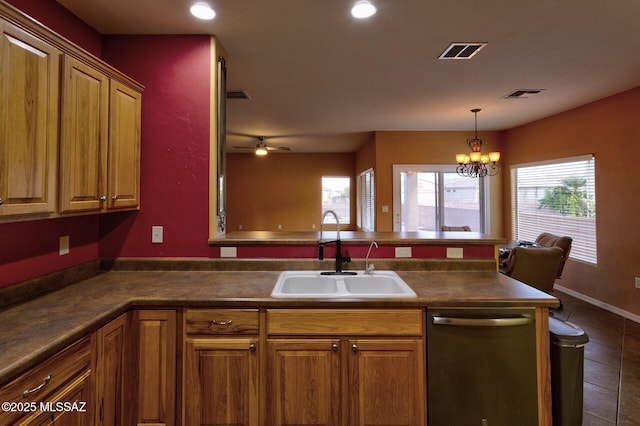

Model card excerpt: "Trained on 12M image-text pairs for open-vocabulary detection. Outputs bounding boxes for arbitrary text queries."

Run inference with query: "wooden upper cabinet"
[0,19,60,217]
[59,57,142,213]
[59,55,109,213]
[108,80,141,210]
[1,5,143,221]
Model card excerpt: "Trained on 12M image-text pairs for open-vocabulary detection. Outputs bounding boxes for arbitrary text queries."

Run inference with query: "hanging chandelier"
[455,108,500,178]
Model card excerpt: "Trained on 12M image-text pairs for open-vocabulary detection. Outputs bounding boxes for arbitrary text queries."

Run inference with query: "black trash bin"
[549,317,589,426]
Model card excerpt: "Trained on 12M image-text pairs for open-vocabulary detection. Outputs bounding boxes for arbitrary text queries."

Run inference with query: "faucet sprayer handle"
[318,243,324,260]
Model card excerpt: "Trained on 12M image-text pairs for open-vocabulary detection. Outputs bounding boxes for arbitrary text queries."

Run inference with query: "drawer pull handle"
[249,343,256,352]
[22,375,52,398]
[332,344,339,351]
[352,344,358,352]
[209,320,233,327]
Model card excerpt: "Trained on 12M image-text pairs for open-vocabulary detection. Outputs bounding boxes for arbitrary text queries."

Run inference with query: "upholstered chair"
[502,246,564,294]
[535,233,573,278]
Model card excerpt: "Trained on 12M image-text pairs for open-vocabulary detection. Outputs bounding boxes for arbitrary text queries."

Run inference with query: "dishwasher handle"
[432,316,534,327]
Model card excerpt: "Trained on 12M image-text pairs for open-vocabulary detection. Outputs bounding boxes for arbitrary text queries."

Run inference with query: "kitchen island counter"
[0,268,556,386]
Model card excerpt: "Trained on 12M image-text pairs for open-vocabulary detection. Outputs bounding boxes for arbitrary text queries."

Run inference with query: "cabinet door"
[59,55,109,213]
[108,81,141,210]
[95,313,128,426]
[128,310,177,426]
[348,339,426,426]
[183,338,259,426]
[0,20,59,216]
[266,339,341,426]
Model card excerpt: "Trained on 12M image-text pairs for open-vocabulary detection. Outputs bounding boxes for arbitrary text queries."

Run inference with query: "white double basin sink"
[271,270,417,298]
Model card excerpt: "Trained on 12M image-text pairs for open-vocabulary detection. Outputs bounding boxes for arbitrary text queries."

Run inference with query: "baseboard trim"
[555,284,640,324]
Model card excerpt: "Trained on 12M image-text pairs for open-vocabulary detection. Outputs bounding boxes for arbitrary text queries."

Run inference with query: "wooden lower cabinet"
[0,335,94,426]
[181,308,260,426]
[265,309,426,426]
[266,339,342,425]
[95,312,128,426]
[128,309,177,426]
[348,339,425,426]
[183,337,259,425]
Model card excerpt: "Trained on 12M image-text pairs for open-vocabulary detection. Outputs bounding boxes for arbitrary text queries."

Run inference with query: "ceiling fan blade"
[266,146,292,151]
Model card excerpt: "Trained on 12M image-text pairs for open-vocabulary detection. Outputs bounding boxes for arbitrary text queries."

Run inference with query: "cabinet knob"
[112,195,119,201]
[249,343,256,352]
[351,344,358,352]
[0,198,3,205]
[99,196,107,202]
[332,344,339,351]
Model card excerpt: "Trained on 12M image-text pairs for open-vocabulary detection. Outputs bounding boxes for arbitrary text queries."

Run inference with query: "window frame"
[392,164,489,232]
[321,176,351,225]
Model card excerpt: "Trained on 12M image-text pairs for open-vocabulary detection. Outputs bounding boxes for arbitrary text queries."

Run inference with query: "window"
[357,168,375,231]
[511,155,596,264]
[392,165,487,232]
[322,176,350,224]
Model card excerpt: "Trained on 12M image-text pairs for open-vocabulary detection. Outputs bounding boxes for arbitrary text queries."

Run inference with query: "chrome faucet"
[365,241,378,274]
[318,210,354,275]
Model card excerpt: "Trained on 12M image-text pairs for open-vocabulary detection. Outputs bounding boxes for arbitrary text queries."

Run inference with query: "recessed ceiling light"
[351,0,377,19]
[190,2,216,20]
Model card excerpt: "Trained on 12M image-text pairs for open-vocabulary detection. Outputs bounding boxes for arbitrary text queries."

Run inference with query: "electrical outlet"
[395,247,412,258]
[635,277,640,289]
[220,247,237,258]
[59,235,70,256]
[152,226,163,243]
[446,247,464,259]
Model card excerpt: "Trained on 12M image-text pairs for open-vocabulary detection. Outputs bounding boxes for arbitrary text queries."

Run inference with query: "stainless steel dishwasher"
[427,307,538,426]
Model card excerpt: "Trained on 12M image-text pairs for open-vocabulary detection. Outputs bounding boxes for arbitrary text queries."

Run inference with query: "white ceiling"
[57,0,640,153]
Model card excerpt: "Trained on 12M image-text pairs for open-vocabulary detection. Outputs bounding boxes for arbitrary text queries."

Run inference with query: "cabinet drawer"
[267,309,424,336]
[185,309,260,335]
[0,335,91,425]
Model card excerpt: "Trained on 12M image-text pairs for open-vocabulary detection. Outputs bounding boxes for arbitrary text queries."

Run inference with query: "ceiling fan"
[232,136,291,156]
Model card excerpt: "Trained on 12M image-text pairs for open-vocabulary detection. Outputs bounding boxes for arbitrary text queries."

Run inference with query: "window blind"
[511,155,597,264]
[358,169,375,231]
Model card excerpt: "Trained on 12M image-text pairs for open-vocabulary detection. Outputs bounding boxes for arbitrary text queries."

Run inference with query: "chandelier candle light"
[455,108,500,178]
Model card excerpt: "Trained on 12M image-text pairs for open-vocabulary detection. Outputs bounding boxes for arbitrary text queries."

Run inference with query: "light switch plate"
[152,226,163,244]
[59,235,70,256]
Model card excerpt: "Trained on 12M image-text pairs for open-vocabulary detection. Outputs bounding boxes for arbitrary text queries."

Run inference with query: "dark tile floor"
[552,290,640,425]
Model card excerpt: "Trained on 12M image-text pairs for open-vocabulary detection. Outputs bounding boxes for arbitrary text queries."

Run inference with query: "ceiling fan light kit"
[232,136,292,156]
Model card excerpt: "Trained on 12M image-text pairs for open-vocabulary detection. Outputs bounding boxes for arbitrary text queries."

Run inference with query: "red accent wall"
[99,35,212,258]
[0,216,99,287]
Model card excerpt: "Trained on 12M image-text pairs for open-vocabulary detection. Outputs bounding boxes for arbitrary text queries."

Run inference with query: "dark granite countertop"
[0,269,556,386]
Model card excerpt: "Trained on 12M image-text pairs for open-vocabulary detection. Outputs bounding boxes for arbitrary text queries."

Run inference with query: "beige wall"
[357,131,505,236]
[227,152,356,231]
[501,87,640,316]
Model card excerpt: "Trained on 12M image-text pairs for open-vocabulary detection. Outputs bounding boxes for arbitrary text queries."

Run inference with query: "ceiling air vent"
[438,42,487,59]
[503,89,545,99]
[227,90,251,100]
